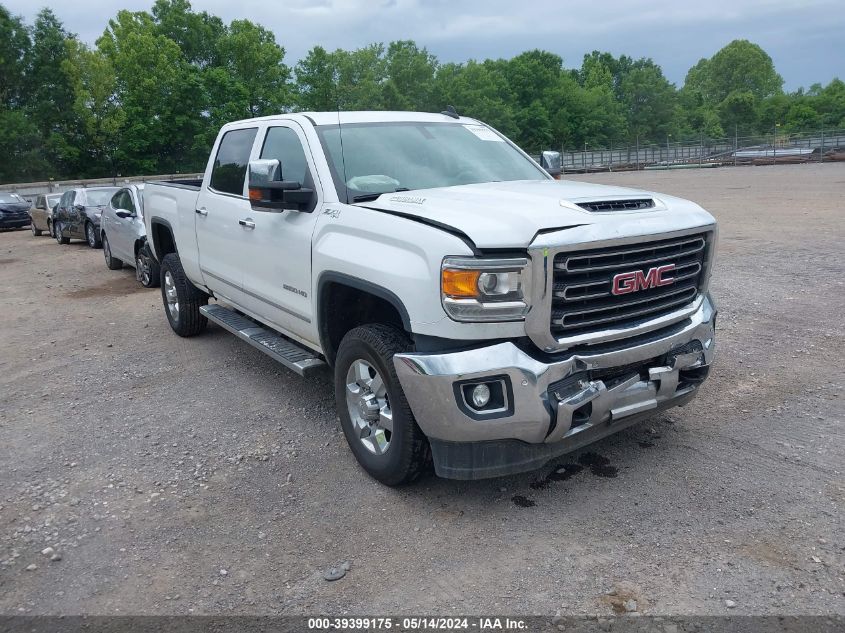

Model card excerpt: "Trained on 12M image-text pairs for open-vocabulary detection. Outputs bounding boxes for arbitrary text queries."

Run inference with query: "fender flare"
[316,272,413,359]
[148,218,176,262]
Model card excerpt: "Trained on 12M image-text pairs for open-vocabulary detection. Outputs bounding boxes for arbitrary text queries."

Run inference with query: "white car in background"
[100,184,160,288]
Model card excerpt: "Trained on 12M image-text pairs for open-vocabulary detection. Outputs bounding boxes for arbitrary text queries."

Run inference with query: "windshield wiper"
[351,188,410,203]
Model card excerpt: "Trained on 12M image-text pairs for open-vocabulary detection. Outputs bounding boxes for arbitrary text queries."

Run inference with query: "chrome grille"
[551,234,709,337]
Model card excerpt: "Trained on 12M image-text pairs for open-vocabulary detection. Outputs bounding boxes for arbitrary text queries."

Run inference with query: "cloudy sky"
[5,0,843,89]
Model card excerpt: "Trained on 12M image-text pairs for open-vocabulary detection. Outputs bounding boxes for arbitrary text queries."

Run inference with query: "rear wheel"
[55,222,70,245]
[160,253,208,337]
[102,234,123,270]
[334,324,429,486]
[86,222,101,248]
[136,243,160,288]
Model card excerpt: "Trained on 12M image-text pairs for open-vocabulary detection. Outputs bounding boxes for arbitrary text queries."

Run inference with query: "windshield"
[85,188,119,206]
[0,193,25,204]
[47,194,61,206]
[316,122,548,203]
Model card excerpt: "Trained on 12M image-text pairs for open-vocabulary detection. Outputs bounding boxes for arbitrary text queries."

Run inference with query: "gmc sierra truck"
[143,111,717,485]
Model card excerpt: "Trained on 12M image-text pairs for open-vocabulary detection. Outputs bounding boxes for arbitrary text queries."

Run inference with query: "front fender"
[311,206,470,331]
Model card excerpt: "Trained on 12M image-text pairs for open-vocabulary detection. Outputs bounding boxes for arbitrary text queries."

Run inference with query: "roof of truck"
[225,111,479,128]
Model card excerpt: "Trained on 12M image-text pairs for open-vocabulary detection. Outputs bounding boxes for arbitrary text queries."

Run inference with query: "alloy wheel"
[136,251,151,286]
[163,270,179,321]
[345,359,393,455]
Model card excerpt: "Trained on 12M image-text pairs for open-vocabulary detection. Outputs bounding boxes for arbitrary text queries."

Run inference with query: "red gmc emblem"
[612,264,676,295]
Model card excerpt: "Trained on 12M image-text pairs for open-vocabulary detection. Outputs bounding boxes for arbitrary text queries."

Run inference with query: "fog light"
[471,383,491,408]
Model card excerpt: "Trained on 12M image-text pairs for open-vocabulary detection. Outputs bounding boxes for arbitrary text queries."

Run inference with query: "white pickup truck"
[144,111,717,485]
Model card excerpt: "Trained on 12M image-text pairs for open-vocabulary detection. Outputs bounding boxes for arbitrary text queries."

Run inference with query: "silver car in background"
[100,184,160,288]
[29,192,62,237]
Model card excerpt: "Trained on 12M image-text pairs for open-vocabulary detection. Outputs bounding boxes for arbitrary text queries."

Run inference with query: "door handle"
[239,219,255,229]
[195,208,208,216]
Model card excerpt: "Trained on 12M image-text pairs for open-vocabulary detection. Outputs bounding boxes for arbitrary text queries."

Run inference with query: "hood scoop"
[576,198,655,212]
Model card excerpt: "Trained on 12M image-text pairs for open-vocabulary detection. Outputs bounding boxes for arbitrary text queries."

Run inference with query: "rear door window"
[210,128,258,196]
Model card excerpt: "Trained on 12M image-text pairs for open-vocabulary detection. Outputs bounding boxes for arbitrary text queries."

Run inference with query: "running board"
[200,304,326,377]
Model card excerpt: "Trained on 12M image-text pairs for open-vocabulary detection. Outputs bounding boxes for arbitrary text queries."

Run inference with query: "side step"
[200,304,326,377]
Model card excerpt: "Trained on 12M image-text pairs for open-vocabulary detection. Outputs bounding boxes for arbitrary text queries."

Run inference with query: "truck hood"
[356,179,715,249]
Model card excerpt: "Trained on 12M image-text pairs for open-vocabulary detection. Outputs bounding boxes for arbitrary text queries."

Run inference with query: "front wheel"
[55,222,69,245]
[159,253,208,337]
[136,243,160,288]
[334,324,430,486]
[86,222,102,248]
[31,221,42,237]
[102,234,123,270]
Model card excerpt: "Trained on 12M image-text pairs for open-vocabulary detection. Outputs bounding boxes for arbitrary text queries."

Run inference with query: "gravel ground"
[0,163,843,616]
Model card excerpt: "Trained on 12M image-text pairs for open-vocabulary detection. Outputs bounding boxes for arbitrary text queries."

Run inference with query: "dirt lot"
[0,164,843,616]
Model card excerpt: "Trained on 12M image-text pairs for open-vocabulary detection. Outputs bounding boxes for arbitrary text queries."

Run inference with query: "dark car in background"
[0,192,32,230]
[53,187,119,248]
[29,192,62,237]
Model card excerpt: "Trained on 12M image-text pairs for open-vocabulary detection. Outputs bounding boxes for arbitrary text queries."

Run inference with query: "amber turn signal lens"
[442,269,481,298]
[248,188,262,201]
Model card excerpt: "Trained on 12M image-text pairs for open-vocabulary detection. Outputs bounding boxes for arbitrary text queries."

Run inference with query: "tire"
[31,221,42,237]
[102,234,123,270]
[48,220,55,239]
[86,222,102,248]
[159,253,208,337]
[334,324,430,486]
[136,243,160,288]
[55,222,70,245]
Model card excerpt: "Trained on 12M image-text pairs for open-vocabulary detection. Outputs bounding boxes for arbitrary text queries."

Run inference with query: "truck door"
[237,122,321,343]
[194,126,259,307]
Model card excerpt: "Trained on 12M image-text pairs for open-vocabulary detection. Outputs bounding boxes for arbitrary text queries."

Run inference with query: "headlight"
[441,257,529,322]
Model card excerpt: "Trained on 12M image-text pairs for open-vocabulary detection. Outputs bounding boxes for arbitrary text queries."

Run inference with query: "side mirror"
[248,159,315,212]
[541,150,562,179]
[115,210,134,219]
[74,204,85,211]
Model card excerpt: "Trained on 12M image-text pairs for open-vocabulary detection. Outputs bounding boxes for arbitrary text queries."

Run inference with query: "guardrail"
[0,173,205,199]
[557,129,845,173]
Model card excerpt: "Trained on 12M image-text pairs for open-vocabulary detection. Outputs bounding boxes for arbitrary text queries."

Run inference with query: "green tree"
[618,60,679,140]
[335,44,386,110]
[294,45,340,111]
[0,5,30,106]
[0,107,49,180]
[98,9,206,173]
[434,60,518,139]
[717,90,759,134]
[62,40,125,176]
[151,0,225,67]
[219,19,290,116]
[25,8,78,173]
[382,40,438,111]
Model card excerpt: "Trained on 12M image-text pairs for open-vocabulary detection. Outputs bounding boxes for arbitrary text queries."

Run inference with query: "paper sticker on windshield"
[463,124,504,142]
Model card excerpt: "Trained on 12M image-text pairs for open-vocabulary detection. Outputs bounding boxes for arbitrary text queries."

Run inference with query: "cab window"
[210,128,258,196]
[260,126,311,186]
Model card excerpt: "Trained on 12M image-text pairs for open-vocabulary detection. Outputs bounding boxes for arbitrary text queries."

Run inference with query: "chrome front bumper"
[394,294,716,478]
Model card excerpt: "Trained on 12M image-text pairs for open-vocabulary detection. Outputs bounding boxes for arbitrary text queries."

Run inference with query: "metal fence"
[559,129,845,173]
[0,173,204,199]
[3,128,845,197]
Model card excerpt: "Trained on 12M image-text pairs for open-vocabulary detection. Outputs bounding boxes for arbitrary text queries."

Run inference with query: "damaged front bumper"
[394,294,716,479]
